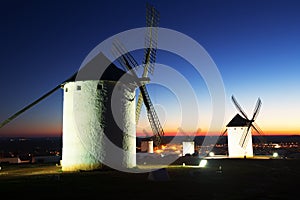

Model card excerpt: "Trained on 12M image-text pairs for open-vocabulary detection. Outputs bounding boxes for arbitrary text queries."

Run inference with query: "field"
[0,158,299,199]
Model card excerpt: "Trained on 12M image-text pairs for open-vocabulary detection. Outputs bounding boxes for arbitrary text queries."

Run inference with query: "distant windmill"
[111,2,165,148]
[0,3,163,171]
[222,95,263,158]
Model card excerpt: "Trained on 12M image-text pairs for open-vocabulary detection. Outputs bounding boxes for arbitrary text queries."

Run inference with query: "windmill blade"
[134,3,160,123]
[252,121,265,144]
[112,39,148,123]
[112,4,160,124]
[239,122,252,148]
[252,122,263,135]
[239,97,262,148]
[252,122,267,146]
[231,95,249,120]
[215,128,228,145]
[143,3,159,76]
[135,92,144,124]
[0,84,61,129]
[251,97,262,122]
[140,84,164,146]
[0,73,76,129]
[251,123,262,135]
[111,43,128,72]
[111,39,165,147]
[252,122,271,155]
[221,128,227,136]
[111,38,140,74]
[146,2,160,29]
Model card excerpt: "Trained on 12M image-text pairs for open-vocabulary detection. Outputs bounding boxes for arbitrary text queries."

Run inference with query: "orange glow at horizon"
[0,122,62,137]
[1,121,299,138]
[137,129,300,137]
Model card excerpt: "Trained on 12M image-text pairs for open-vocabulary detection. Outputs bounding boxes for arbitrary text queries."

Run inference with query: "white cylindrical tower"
[141,140,154,153]
[61,80,136,171]
[61,53,136,171]
[147,140,154,153]
[182,141,195,156]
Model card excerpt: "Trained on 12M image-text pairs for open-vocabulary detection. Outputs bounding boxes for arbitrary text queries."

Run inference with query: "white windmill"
[222,95,262,158]
[0,3,164,171]
[61,53,138,171]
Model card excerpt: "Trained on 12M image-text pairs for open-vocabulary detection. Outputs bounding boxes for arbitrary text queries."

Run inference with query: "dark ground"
[0,158,299,199]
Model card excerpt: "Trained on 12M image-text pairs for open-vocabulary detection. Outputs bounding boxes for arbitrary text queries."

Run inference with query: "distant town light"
[199,159,207,167]
[273,152,279,158]
[274,144,281,148]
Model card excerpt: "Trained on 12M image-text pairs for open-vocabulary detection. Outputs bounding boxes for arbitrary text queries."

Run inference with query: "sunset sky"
[0,0,299,137]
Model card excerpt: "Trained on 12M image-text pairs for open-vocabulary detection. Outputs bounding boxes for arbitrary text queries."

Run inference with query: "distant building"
[141,140,154,153]
[182,141,195,156]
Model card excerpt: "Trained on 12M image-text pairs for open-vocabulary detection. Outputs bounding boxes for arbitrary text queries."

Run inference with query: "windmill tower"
[60,52,138,171]
[0,3,163,171]
[223,95,262,158]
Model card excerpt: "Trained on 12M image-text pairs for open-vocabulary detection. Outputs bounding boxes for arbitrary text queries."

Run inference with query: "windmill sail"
[231,95,262,149]
[231,95,249,120]
[240,123,252,148]
[111,38,164,147]
[0,73,76,129]
[239,97,262,148]
[111,3,163,147]
[136,3,160,124]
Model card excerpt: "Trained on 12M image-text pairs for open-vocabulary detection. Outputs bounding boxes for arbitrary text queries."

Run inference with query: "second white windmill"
[223,95,262,158]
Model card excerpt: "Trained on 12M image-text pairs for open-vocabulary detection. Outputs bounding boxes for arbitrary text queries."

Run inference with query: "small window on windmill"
[97,84,103,90]
[234,128,236,130]
[65,88,68,92]
[77,85,81,91]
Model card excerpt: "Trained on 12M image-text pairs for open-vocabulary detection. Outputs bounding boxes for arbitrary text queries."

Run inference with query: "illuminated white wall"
[227,126,253,158]
[61,80,136,171]
[141,140,153,153]
[182,141,195,156]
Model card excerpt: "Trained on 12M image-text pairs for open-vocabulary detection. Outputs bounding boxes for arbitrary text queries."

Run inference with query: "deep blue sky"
[0,0,300,137]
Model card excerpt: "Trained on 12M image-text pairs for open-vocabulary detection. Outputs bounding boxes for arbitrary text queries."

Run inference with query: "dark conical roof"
[64,52,136,83]
[226,114,250,127]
